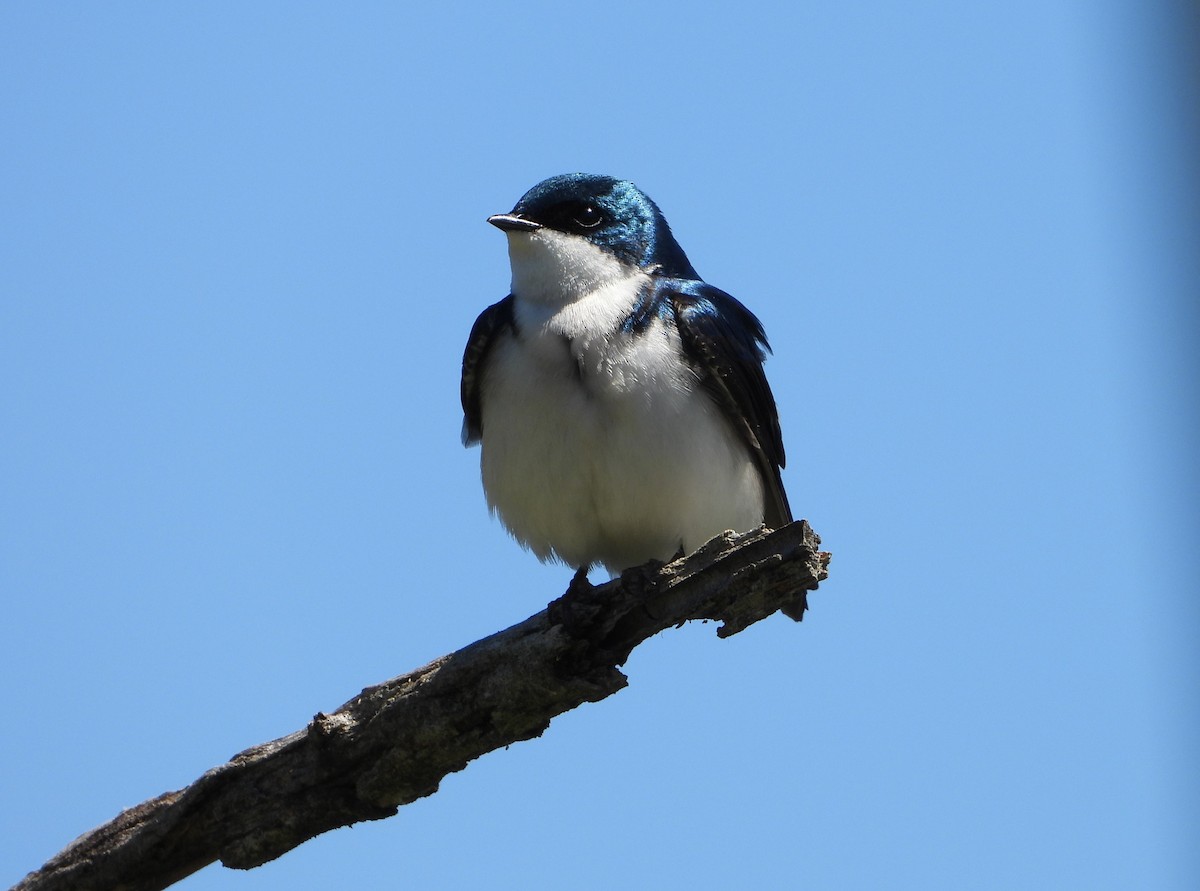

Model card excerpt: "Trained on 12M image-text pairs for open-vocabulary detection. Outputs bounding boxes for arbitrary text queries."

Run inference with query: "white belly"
[478,313,765,573]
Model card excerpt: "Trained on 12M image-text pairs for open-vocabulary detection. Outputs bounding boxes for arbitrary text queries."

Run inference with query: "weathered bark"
[14,521,829,891]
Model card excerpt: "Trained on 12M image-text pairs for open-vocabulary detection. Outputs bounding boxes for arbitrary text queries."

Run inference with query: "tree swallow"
[461,173,792,585]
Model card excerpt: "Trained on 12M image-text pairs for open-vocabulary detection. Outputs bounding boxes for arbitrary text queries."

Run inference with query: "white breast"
[478,229,765,573]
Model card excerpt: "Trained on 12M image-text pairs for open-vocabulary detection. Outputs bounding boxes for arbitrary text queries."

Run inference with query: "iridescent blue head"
[488,173,699,280]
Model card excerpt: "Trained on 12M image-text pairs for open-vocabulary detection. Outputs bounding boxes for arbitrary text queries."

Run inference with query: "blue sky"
[2,3,1196,889]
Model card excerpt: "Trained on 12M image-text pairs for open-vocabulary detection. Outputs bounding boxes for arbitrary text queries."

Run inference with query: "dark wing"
[665,279,792,529]
[460,295,515,446]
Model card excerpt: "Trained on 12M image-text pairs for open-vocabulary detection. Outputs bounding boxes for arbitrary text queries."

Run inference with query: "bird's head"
[489,173,698,304]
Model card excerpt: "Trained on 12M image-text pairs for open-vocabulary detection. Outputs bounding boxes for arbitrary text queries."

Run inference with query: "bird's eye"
[573,205,603,229]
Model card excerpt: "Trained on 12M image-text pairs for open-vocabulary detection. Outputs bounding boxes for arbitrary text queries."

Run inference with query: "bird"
[461,173,793,596]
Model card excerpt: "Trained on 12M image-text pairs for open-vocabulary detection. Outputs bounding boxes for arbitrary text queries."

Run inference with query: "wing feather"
[665,280,792,529]
[460,296,515,446]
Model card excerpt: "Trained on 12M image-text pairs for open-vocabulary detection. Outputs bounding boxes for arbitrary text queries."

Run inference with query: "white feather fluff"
[479,228,764,573]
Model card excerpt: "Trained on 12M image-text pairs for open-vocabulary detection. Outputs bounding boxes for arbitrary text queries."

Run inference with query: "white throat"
[506,229,635,306]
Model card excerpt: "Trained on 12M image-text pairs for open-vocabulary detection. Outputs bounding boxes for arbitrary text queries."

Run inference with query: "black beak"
[488,213,541,233]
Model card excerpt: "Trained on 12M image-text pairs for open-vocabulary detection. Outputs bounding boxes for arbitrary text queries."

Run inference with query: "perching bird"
[461,173,792,584]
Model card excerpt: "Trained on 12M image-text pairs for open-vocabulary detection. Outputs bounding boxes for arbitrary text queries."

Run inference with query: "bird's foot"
[547,565,601,635]
[568,564,593,595]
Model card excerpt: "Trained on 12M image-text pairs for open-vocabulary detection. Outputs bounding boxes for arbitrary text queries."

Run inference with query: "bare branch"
[14,521,830,891]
